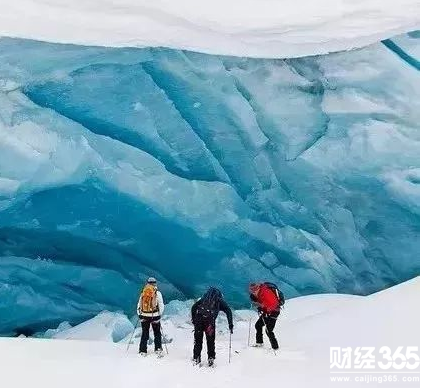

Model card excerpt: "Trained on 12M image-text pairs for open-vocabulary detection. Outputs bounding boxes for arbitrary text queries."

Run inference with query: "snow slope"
[0,278,419,388]
[0,0,419,58]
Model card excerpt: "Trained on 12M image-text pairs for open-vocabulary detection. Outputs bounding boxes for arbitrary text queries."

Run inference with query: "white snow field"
[1,278,419,388]
[0,0,419,58]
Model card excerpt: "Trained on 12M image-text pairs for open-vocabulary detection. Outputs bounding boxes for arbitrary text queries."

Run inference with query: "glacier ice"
[386,30,420,66]
[44,311,134,343]
[0,33,419,334]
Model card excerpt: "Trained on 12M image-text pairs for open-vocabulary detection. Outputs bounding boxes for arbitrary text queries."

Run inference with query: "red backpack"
[258,283,281,313]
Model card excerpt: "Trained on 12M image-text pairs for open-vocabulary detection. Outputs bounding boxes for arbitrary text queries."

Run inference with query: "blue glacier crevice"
[0,33,419,334]
[382,40,420,70]
[382,30,420,70]
[24,63,228,184]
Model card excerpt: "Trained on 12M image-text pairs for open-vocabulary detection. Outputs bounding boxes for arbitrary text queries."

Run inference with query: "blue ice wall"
[0,32,419,334]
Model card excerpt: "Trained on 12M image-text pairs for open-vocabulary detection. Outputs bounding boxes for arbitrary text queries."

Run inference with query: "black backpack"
[264,282,285,308]
[195,287,222,320]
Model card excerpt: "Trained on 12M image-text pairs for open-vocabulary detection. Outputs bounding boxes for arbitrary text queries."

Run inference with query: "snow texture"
[0,278,420,388]
[0,33,420,334]
[0,0,420,58]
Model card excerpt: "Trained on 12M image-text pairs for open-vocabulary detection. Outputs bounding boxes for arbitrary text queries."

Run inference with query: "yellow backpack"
[140,284,158,313]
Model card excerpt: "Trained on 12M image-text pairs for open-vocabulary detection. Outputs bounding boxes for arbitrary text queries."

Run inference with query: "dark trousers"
[193,319,216,360]
[139,316,162,353]
[255,311,280,350]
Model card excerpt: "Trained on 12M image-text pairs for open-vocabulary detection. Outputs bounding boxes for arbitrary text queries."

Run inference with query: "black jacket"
[191,298,233,327]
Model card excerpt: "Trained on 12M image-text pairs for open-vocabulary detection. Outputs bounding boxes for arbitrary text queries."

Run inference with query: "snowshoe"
[192,357,201,366]
[155,349,164,358]
[139,352,148,357]
[208,358,215,367]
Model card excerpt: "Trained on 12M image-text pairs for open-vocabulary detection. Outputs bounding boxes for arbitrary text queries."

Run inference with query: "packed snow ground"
[0,0,419,58]
[1,278,419,388]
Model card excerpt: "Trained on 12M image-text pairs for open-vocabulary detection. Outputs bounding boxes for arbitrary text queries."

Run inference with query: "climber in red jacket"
[249,282,284,350]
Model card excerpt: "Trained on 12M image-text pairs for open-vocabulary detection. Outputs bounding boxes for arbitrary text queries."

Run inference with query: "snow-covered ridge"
[0,0,419,58]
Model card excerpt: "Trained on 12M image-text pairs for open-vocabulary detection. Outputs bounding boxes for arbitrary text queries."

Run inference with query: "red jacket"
[252,284,280,313]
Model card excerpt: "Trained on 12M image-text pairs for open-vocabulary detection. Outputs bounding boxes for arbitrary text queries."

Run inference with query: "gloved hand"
[229,324,234,334]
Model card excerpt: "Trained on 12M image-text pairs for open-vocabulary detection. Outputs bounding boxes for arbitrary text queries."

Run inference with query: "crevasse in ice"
[0,32,419,334]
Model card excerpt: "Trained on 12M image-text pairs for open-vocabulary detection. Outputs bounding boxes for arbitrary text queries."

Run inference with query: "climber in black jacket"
[191,287,233,366]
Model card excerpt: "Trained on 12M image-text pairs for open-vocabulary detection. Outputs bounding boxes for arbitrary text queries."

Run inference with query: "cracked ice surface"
[390,30,420,61]
[0,36,419,334]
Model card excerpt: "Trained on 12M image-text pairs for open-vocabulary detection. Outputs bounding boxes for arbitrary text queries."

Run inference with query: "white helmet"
[147,277,157,284]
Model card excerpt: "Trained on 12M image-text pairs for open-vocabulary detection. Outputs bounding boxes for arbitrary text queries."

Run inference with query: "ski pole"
[126,319,140,353]
[160,324,169,355]
[228,332,232,364]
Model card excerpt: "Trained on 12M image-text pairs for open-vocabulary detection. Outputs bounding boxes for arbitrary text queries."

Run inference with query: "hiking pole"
[228,332,232,364]
[247,316,252,347]
[126,319,140,353]
[160,325,169,355]
[247,303,255,347]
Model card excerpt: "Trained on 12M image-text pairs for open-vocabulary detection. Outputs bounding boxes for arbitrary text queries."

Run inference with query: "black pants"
[255,311,280,350]
[193,318,216,360]
[139,316,162,353]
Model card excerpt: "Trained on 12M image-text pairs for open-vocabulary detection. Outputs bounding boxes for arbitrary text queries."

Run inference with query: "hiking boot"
[139,351,148,357]
[155,349,164,358]
[193,357,201,366]
[208,357,215,367]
